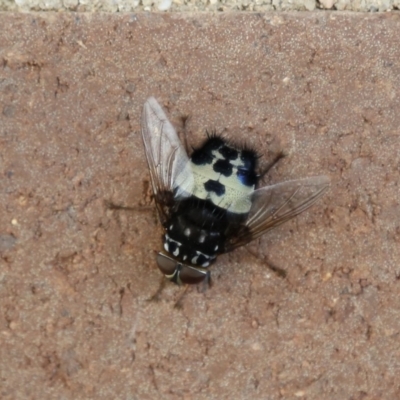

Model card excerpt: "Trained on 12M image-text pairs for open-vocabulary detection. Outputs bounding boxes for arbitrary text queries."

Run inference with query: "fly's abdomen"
[188,137,259,214]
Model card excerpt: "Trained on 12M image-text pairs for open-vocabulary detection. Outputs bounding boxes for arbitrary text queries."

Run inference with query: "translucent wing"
[141,97,194,224]
[225,176,330,252]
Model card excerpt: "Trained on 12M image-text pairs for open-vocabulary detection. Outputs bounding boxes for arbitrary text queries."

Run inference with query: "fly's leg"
[245,247,287,278]
[173,285,191,309]
[178,114,192,155]
[104,200,152,212]
[148,277,167,303]
[197,271,212,292]
[258,151,286,182]
[174,271,212,308]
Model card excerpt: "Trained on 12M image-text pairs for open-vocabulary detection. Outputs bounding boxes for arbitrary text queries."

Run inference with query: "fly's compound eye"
[179,265,209,285]
[156,253,178,277]
[156,253,209,285]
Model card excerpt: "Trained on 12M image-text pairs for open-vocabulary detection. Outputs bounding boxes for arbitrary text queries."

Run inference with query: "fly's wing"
[225,175,330,252]
[141,97,194,225]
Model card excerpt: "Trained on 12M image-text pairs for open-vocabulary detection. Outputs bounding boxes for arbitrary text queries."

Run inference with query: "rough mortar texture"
[1,12,400,399]
[1,0,400,11]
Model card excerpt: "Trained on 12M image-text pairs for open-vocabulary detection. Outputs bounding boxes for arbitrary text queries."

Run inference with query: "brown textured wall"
[1,12,400,399]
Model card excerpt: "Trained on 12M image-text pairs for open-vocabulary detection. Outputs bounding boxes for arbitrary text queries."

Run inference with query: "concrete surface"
[1,0,400,12]
[1,12,400,399]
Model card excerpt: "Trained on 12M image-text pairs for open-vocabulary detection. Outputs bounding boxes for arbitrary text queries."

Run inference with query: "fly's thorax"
[162,214,221,268]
